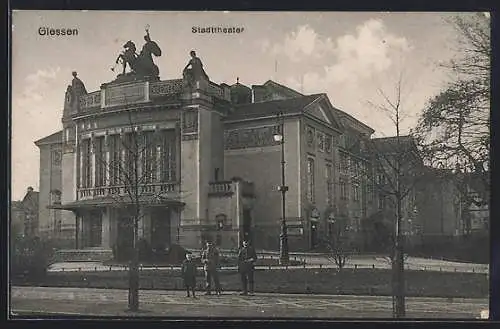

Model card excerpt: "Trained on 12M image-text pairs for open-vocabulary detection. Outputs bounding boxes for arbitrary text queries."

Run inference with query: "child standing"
[181,253,197,298]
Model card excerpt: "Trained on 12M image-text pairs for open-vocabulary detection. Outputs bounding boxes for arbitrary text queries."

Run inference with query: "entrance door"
[310,220,319,249]
[242,208,253,243]
[117,217,134,260]
[88,211,102,247]
[151,208,171,251]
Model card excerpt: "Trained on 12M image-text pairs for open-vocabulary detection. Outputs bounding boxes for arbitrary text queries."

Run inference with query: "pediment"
[303,95,343,131]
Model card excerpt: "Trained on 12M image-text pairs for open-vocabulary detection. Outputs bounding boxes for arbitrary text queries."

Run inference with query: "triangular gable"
[303,95,343,131]
[263,80,303,99]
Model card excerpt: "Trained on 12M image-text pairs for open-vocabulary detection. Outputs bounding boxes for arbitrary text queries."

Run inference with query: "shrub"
[11,236,55,282]
[166,244,188,264]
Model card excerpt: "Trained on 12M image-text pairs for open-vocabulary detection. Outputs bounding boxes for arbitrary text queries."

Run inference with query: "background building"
[10,187,39,237]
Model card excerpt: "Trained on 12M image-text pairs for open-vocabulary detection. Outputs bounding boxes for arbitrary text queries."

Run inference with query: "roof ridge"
[263,80,304,96]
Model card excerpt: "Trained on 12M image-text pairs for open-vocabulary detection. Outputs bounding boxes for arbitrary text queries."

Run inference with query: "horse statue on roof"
[112,26,162,79]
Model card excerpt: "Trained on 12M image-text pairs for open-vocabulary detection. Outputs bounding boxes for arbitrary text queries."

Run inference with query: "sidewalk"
[11,286,489,319]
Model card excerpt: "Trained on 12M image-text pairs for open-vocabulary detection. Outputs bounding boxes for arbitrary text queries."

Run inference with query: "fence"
[47,261,488,274]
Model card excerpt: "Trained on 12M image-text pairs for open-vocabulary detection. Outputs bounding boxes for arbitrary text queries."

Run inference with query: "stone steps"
[52,249,113,263]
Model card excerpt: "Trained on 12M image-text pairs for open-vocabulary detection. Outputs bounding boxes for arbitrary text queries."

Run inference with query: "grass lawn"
[23,267,488,299]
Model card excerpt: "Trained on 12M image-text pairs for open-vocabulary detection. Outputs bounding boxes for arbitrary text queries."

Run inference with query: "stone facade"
[37,69,464,254]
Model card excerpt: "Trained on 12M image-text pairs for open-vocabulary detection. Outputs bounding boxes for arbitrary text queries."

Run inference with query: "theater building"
[36,57,419,254]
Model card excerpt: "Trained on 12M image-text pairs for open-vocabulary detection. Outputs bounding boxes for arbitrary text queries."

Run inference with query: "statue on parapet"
[65,71,88,110]
[183,50,209,88]
[112,26,162,80]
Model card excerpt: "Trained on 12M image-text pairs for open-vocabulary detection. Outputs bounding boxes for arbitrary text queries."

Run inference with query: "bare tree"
[365,71,424,319]
[321,218,352,271]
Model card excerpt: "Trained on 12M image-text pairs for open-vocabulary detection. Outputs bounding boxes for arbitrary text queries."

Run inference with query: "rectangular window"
[94,136,105,187]
[317,132,325,152]
[353,183,360,202]
[307,157,315,203]
[340,153,349,175]
[367,182,374,203]
[340,178,347,200]
[325,134,333,153]
[378,194,385,210]
[160,130,177,182]
[377,170,386,185]
[108,134,122,186]
[81,139,92,188]
[326,163,333,206]
[142,131,157,184]
[124,132,139,183]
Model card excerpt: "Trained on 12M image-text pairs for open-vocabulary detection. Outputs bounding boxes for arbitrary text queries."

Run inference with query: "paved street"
[10,286,488,319]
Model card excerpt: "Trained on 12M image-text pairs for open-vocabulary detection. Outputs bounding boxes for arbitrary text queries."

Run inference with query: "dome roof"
[230,79,252,104]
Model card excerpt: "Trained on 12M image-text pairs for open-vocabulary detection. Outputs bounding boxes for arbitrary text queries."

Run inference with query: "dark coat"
[201,246,220,271]
[238,245,257,272]
[181,259,197,287]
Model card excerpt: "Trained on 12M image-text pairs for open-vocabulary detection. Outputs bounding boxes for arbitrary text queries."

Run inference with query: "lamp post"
[274,112,289,265]
[438,161,445,235]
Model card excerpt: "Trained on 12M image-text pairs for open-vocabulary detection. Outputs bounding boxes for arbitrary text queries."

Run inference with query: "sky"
[10,11,479,200]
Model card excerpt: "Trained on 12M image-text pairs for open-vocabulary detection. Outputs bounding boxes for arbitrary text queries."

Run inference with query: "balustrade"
[79,91,101,111]
[77,182,179,200]
[208,181,233,195]
[78,78,229,114]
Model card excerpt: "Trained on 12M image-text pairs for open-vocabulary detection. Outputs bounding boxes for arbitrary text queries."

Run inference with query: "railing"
[104,82,147,107]
[141,182,178,194]
[149,79,183,98]
[207,81,230,101]
[79,91,101,111]
[208,181,233,195]
[77,182,179,200]
[77,78,229,114]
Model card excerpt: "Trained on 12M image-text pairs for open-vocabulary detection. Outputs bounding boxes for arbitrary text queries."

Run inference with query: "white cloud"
[19,67,62,105]
[270,25,335,62]
[284,19,418,136]
[325,19,412,85]
[12,67,64,199]
[286,19,413,90]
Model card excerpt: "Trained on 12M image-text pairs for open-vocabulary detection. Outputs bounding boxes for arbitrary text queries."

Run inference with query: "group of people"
[181,240,257,298]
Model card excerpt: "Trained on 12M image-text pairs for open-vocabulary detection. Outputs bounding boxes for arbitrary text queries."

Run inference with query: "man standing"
[201,241,221,295]
[238,240,257,296]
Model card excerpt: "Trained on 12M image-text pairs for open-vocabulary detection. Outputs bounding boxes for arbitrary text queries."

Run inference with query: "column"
[75,213,80,249]
[79,212,87,248]
[120,131,126,193]
[137,129,143,181]
[79,142,84,191]
[104,133,110,188]
[101,207,111,248]
[156,128,162,183]
[90,135,96,190]
[143,208,152,243]
[170,208,181,245]
[144,81,150,102]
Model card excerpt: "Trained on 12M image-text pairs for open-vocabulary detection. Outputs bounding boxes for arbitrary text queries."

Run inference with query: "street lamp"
[274,112,289,265]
